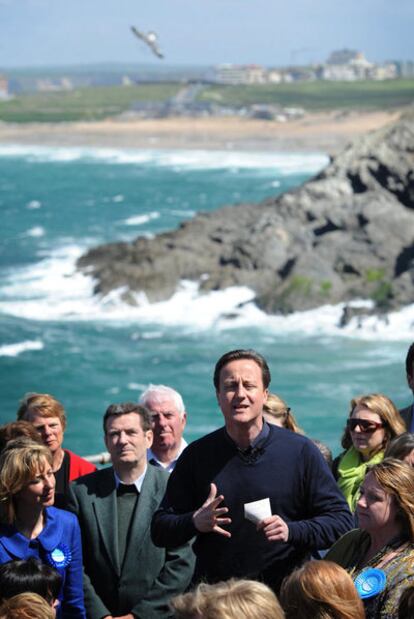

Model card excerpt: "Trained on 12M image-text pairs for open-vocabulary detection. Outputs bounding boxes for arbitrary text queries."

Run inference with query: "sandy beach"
[0,109,401,154]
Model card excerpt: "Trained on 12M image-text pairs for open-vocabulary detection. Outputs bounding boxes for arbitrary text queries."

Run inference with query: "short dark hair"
[0,558,61,604]
[406,342,414,377]
[103,402,152,433]
[213,349,271,390]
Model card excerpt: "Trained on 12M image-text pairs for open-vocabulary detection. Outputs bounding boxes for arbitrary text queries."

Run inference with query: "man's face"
[104,412,153,468]
[24,412,64,455]
[216,358,268,431]
[146,396,186,454]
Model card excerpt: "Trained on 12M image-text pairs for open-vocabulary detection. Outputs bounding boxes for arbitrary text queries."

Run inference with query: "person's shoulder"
[181,427,226,454]
[65,449,97,478]
[70,465,112,493]
[47,505,79,527]
[146,463,169,485]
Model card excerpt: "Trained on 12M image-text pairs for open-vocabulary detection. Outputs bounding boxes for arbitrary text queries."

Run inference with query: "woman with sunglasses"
[325,459,414,619]
[333,394,405,511]
[262,393,303,433]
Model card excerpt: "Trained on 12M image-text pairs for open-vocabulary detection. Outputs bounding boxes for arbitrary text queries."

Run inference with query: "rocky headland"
[77,110,414,324]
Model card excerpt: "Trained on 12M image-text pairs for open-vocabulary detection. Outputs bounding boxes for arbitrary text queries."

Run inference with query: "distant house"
[214,64,267,85]
[0,74,10,100]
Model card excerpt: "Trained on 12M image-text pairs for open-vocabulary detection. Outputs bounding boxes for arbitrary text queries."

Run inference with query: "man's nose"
[234,381,246,397]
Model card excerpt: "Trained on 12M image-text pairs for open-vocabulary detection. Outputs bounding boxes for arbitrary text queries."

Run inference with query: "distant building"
[326,49,361,65]
[215,64,267,85]
[0,74,10,99]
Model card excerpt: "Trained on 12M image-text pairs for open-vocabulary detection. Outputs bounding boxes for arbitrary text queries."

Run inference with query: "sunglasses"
[347,418,384,433]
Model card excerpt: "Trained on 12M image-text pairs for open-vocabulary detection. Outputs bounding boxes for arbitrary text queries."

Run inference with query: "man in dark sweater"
[151,349,353,592]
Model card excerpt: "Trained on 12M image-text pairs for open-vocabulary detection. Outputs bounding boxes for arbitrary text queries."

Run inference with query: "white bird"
[131,26,164,59]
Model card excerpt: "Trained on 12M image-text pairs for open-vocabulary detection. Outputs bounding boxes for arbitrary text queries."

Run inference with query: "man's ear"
[146,429,153,449]
[407,373,414,393]
[181,411,187,428]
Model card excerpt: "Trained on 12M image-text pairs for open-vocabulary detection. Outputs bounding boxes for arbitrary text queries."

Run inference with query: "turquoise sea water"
[0,144,412,457]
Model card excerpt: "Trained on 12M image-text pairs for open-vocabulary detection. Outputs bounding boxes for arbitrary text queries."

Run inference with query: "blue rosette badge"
[46,544,72,570]
[354,568,386,599]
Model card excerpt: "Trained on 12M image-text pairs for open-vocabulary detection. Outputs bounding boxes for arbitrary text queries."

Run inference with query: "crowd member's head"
[280,560,364,619]
[171,578,285,619]
[341,393,405,461]
[0,592,54,619]
[0,441,54,524]
[262,393,303,433]
[0,558,61,610]
[311,439,333,468]
[405,342,414,396]
[0,422,42,455]
[385,432,414,466]
[103,402,153,476]
[357,458,414,542]
[139,385,187,466]
[17,394,66,465]
[398,584,414,619]
[214,349,270,442]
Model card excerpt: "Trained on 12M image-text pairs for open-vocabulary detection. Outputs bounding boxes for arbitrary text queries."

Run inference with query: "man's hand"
[257,515,289,542]
[106,614,135,619]
[192,483,231,537]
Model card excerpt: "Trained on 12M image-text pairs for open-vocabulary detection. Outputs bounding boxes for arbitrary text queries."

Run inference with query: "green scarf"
[337,446,384,512]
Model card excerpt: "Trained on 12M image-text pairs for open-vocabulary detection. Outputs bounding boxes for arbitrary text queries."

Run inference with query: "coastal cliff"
[77,110,414,322]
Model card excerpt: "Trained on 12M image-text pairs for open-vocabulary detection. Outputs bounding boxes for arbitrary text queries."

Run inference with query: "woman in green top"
[325,459,414,619]
[333,394,405,512]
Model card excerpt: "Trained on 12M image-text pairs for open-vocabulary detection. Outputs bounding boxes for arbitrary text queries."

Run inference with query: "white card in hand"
[244,497,272,524]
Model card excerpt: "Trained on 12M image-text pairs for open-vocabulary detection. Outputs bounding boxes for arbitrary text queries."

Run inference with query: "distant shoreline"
[0,110,401,154]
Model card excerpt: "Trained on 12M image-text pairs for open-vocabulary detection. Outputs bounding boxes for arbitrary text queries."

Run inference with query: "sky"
[1,0,414,68]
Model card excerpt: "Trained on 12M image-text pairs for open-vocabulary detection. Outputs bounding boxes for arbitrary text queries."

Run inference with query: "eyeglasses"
[347,418,384,433]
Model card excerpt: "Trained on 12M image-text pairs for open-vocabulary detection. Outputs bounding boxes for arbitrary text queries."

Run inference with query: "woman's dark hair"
[385,433,414,461]
[0,422,42,456]
[0,558,61,604]
[398,584,414,619]
[213,349,271,390]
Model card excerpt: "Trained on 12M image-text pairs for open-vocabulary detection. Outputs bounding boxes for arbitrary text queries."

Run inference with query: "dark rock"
[77,110,414,321]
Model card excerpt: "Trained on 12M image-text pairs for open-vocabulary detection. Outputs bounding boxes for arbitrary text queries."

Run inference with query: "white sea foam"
[24,226,45,238]
[0,144,328,175]
[26,200,42,209]
[0,340,44,357]
[123,212,160,226]
[0,245,412,341]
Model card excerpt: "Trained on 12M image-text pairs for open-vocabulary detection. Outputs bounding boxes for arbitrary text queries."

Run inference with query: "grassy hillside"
[0,83,180,122]
[0,79,413,122]
[198,79,414,110]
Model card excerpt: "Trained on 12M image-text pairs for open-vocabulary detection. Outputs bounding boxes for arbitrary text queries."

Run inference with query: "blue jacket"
[0,506,85,619]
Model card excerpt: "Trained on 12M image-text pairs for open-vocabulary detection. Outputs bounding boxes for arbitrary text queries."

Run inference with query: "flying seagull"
[131,26,164,59]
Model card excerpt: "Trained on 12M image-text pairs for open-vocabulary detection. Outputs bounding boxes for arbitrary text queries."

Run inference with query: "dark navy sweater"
[151,424,353,590]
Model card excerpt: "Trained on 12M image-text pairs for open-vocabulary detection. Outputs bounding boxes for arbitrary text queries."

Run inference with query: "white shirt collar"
[113,465,147,493]
[147,438,188,473]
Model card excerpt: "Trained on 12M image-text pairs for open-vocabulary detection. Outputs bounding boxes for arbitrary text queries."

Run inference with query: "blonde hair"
[280,561,364,619]
[341,393,405,452]
[171,578,285,619]
[0,441,52,524]
[263,393,303,434]
[368,458,414,541]
[0,592,54,619]
[17,393,67,431]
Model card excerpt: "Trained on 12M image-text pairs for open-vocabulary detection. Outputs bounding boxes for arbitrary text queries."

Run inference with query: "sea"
[1,143,413,458]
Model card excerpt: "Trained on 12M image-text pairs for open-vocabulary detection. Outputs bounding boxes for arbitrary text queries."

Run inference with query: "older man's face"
[146,397,186,454]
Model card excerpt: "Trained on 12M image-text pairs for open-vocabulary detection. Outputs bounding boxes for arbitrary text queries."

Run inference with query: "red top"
[65,449,97,481]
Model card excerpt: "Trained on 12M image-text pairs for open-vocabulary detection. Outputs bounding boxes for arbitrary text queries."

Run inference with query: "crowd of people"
[0,342,413,619]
